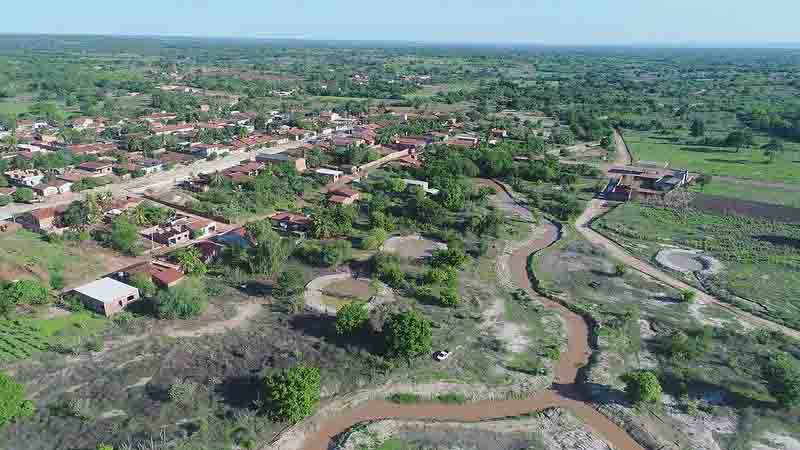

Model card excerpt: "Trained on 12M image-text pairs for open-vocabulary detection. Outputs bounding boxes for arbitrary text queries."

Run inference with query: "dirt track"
[577,131,800,339]
[270,179,645,450]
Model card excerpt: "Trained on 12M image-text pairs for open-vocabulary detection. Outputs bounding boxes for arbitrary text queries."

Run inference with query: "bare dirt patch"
[655,248,723,276]
[334,408,612,450]
[381,235,447,260]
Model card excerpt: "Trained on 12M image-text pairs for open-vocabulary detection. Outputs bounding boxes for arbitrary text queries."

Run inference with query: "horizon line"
[1,32,800,50]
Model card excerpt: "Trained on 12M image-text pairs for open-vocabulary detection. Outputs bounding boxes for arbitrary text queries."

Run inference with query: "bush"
[109,217,142,256]
[1,279,50,307]
[360,227,388,250]
[388,392,422,404]
[263,365,321,423]
[65,398,93,422]
[0,372,35,427]
[169,380,200,405]
[430,248,467,269]
[621,370,662,404]
[156,277,208,319]
[438,288,459,307]
[275,268,306,299]
[384,310,432,362]
[678,290,696,304]
[0,195,9,206]
[128,272,157,298]
[614,263,627,277]
[763,351,800,408]
[319,240,352,267]
[12,188,33,203]
[423,267,457,286]
[335,302,369,336]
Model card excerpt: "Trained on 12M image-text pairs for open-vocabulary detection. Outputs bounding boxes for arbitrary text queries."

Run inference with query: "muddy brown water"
[298,181,645,450]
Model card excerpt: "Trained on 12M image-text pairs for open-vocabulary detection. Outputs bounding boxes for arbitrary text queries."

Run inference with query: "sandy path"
[265,180,645,450]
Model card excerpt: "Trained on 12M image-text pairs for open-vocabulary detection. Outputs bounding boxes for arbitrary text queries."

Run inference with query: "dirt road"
[576,201,800,340]
[268,180,645,450]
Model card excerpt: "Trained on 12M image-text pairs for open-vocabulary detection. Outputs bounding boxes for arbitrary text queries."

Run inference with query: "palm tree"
[210,171,225,187]
[130,204,149,226]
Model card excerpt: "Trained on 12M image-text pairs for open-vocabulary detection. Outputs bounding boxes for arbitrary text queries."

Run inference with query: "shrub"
[109,217,142,256]
[65,398,93,422]
[621,370,662,404]
[169,380,200,405]
[128,272,157,298]
[678,290,696,304]
[1,279,50,306]
[0,372,35,427]
[437,393,467,404]
[0,195,9,206]
[12,188,33,203]
[360,227,388,250]
[614,263,627,277]
[384,310,432,361]
[335,302,369,336]
[438,289,459,307]
[275,268,306,299]
[430,248,467,269]
[263,365,321,423]
[763,351,800,408]
[85,337,103,352]
[156,277,208,319]
[388,392,422,404]
[423,267,456,286]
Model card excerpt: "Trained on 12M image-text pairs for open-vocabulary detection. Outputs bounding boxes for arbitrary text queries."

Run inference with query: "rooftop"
[73,277,138,303]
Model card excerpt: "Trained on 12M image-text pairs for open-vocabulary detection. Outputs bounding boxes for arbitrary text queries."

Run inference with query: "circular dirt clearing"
[655,248,723,275]
[381,235,447,260]
[305,274,394,315]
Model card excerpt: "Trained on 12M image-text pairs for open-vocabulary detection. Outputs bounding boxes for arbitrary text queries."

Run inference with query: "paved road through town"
[0,141,308,220]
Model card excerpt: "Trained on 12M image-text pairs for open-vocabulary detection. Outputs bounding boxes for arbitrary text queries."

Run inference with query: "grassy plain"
[691,180,800,208]
[0,311,107,362]
[595,202,800,329]
[625,131,800,184]
[0,230,134,288]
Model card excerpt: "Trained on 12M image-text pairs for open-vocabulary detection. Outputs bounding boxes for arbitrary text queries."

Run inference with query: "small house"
[72,277,140,317]
[316,168,343,183]
[268,211,311,232]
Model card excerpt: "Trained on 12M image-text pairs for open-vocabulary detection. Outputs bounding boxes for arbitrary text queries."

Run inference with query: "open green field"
[0,101,30,115]
[595,202,800,329]
[624,131,800,184]
[0,230,130,288]
[0,311,107,362]
[691,180,800,208]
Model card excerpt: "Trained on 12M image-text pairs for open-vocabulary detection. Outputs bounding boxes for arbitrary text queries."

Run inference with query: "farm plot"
[594,202,800,329]
[0,321,48,362]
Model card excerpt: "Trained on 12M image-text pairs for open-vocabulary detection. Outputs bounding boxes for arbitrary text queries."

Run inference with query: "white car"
[433,350,452,362]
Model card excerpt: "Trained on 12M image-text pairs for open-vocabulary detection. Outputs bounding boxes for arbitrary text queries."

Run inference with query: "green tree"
[384,310,433,362]
[725,129,754,151]
[335,302,370,336]
[248,227,292,277]
[690,119,705,138]
[110,217,141,256]
[0,372,35,427]
[275,269,305,299]
[263,365,321,423]
[621,370,662,404]
[360,227,388,251]
[156,277,208,319]
[175,246,207,275]
[764,351,800,408]
[318,241,352,267]
[12,187,33,203]
[430,248,467,269]
[128,272,157,298]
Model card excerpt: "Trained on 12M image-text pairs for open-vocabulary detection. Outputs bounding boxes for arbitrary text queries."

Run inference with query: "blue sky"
[3,0,799,45]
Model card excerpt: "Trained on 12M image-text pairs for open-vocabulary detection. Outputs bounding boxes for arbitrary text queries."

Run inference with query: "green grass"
[0,230,112,287]
[0,101,30,115]
[595,202,800,329]
[366,439,417,450]
[0,311,107,362]
[625,131,800,184]
[691,180,800,208]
